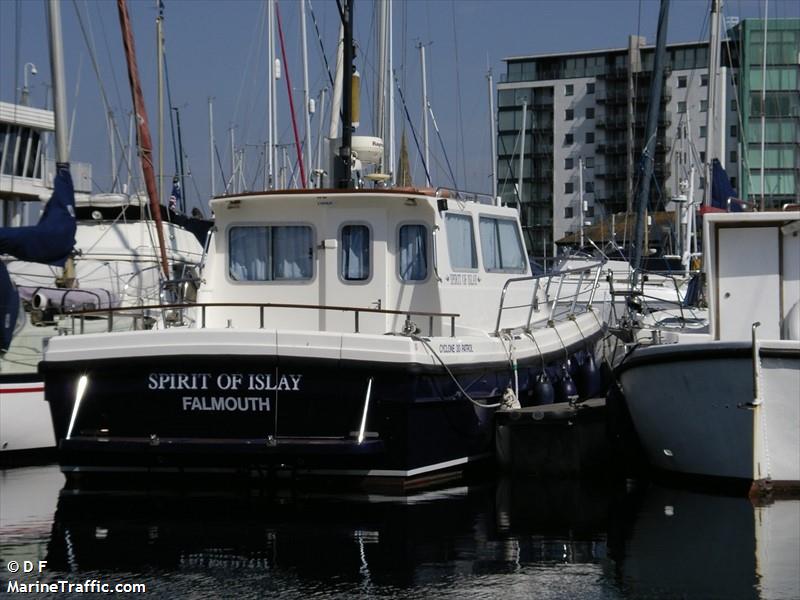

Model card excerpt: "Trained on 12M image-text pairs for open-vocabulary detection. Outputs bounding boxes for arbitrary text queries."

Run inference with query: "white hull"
[0,381,54,454]
[619,340,800,487]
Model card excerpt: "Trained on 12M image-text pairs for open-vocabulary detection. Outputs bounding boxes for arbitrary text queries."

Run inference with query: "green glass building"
[733,19,800,208]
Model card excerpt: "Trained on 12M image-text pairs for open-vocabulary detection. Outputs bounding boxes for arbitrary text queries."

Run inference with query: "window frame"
[338,222,373,284]
[396,221,431,283]
[478,215,528,274]
[227,222,316,285]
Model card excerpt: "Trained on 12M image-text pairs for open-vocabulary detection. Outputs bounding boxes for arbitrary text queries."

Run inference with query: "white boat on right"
[616,210,800,495]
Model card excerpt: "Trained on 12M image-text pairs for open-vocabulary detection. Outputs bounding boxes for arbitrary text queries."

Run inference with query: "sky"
[2,0,798,216]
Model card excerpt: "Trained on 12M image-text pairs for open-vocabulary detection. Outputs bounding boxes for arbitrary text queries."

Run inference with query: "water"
[1,465,798,599]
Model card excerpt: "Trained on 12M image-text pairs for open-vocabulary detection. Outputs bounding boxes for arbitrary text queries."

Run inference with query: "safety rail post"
[752,321,762,404]
[450,316,455,337]
[201,305,206,328]
[429,315,434,336]
[107,307,113,332]
[354,310,360,333]
[524,277,541,330]
[569,269,588,316]
[588,263,603,307]
[550,273,567,321]
[260,306,265,329]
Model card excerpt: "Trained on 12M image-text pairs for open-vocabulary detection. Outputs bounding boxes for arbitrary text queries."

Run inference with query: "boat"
[616,209,800,494]
[0,0,206,462]
[40,184,608,486]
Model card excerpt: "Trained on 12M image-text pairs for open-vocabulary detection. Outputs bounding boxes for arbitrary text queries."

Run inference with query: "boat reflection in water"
[1,465,797,599]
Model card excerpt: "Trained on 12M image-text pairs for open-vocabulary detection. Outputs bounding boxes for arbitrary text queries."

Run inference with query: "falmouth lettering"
[182,396,271,412]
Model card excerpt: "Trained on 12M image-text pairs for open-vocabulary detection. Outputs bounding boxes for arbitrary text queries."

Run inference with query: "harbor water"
[1,465,798,599]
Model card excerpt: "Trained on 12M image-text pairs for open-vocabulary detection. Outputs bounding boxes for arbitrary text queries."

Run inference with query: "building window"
[729,150,737,164]
[585,181,594,193]
[564,133,574,145]
[585,131,595,144]
[229,226,314,282]
[564,207,574,219]
[565,109,574,121]
[730,125,737,138]
[445,213,477,270]
[587,82,595,94]
[479,216,526,272]
[565,157,574,170]
[700,151,706,163]
[730,177,737,190]
[565,84,574,96]
[586,107,595,119]
[586,206,595,218]
[678,101,687,113]
[699,177,705,190]
[585,157,594,168]
[701,74,708,87]
[340,224,371,281]
[700,126,707,139]
[565,182,574,194]
[399,224,428,281]
[731,99,737,112]
[700,100,708,112]
[678,76,687,88]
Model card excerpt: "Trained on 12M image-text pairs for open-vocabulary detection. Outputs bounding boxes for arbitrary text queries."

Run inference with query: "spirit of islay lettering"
[147,372,303,413]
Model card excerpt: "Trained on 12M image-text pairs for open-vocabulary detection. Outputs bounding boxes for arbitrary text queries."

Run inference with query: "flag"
[169,177,181,212]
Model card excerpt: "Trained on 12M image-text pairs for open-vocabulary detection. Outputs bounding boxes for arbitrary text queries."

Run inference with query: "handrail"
[434,186,495,205]
[494,260,604,334]
[66,301,460,337]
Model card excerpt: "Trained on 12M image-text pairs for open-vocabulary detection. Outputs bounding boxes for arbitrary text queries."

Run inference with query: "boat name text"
[438,343,474,353]
[448,273,478,286]
[148,372,303,392]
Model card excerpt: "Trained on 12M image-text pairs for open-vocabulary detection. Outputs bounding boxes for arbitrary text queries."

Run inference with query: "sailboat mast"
[157,0,164,207]
[704,0,721,206]
[631,0,670,278]
[487,66,498,203]
[300,0,312,185]
[47,0,68,164]
[419,43,430,185]
[334,0,354,189]
[116,0,170,279]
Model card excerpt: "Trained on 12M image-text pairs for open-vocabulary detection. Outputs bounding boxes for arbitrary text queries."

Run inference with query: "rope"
[411,335,502,409]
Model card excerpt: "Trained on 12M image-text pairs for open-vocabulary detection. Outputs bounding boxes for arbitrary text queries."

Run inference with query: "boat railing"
[435,187,496,205]
[63,302,461,337]
[494,260,604,335]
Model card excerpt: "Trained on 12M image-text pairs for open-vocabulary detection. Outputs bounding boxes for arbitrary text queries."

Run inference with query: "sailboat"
[40,0,608,487]
[614,1,800,494]
[0,1,205,462]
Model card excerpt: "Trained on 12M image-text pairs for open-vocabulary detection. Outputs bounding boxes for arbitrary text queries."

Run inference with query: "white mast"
[759,0,769,210]
[208,97,215,197]
[328,24,344,141]
[579,156,585,249]
[267,0,276,189]
[517,99,527,207]
[157,0,164,205]
[487,66,498,203]
[300,0,312,186]
[419,43,430,185]
[375,0,388,173]
[316,87,327,187]
[387,0,395,182]
[47,0,68,163]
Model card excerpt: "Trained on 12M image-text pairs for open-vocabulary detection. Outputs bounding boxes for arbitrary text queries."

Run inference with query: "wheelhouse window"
[340,224,370,281]
[479,216,526,273]
[444,213,477,270]
[398,224,428,281]
[229,225,313,281]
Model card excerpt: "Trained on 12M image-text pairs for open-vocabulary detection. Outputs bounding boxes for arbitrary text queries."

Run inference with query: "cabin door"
[318,208,389,334]
[717,226,781,341]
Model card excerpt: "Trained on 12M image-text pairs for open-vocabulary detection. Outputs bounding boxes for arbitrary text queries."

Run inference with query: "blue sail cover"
[0,261,19,351]
[0,163,77,266]
[710,159,740,212]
